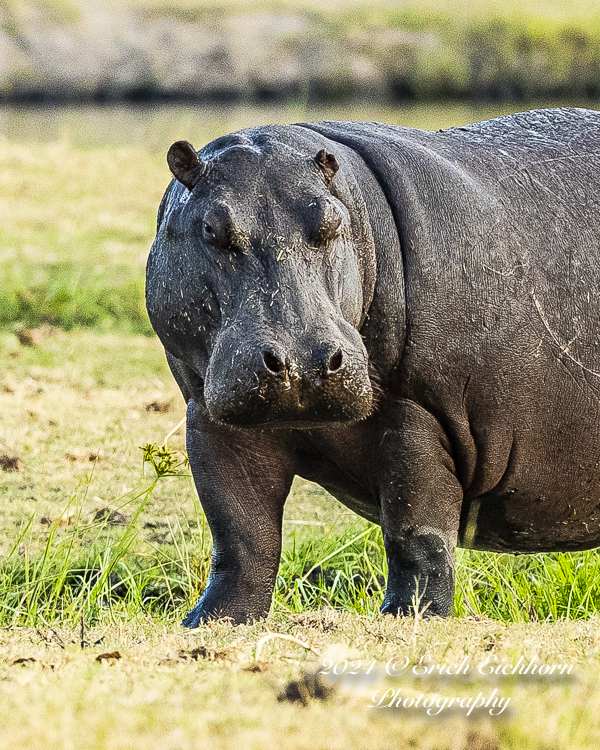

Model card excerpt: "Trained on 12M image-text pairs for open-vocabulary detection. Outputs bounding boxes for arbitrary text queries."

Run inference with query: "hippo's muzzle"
[204,332,373,428]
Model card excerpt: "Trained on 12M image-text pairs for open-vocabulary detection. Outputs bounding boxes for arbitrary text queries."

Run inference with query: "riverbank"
[2,1,600,104]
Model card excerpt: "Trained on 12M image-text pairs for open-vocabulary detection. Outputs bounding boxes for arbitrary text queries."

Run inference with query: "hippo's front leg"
[379,400,463,617]
[182,400,296,627]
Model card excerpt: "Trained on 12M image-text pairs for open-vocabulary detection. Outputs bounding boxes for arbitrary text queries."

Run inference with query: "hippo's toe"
[181,604,204,629]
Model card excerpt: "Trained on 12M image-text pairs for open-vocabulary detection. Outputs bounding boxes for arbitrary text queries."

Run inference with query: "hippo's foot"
[181,594,235,627]
[380,585,452,618]
[380,530,455,618]
[181,584,272,627]
[182,603,206,629]
[380,598,438,618]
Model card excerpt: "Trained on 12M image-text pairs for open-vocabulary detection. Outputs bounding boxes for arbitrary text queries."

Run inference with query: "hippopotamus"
[146,107,600,626]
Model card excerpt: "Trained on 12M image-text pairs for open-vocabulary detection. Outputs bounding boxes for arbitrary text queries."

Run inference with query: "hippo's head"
[146,126,377,428]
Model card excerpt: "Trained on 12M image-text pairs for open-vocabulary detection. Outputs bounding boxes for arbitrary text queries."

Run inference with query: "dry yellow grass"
[0,327,354,560]
[0,328,185,544]
[3,329,600,748]
[0,612,599,749]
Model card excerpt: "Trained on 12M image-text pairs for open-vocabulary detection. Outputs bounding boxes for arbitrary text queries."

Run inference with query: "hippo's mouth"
[205,373,374,429]
[213,412,373,431]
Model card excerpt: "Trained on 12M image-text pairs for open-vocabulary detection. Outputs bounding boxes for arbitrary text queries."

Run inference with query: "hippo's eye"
[201,204,249,253]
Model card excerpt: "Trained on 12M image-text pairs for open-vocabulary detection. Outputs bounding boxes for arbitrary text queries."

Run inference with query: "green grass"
[0,481,210,627]
[3,437,600,628]
[0,139,164,334]
[0,263,150,333]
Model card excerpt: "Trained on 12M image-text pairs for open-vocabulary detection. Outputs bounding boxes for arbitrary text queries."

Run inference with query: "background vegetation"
[3,0,600,103]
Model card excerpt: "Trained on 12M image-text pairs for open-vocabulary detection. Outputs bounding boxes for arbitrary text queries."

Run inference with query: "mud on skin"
[146,108,600,626]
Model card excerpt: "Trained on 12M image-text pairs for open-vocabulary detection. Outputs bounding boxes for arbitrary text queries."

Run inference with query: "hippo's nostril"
[328,348,343,373]
[263,350,285,375]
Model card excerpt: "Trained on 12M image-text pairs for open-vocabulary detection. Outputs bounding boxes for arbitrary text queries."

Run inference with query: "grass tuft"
[3,447,600,627]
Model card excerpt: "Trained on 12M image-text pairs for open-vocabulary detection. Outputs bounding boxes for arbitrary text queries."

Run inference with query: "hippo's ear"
[315,149,339,186]
[167,141,204,191]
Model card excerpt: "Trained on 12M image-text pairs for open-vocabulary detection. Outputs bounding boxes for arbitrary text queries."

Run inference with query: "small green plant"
[141,443,190,478]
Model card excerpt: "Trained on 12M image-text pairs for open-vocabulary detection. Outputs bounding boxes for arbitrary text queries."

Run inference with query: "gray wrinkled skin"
[146,108,600,626]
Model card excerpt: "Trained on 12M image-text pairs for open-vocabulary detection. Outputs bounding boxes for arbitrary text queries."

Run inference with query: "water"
[0,100,596,150]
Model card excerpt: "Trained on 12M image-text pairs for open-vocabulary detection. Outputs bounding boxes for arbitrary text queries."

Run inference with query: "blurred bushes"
[2,2,600,103]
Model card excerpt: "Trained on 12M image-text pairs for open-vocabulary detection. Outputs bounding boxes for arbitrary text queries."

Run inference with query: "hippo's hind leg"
[378,400,463,617]
[183,400,296,627]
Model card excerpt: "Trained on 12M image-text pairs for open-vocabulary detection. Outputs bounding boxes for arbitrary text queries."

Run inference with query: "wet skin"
[146,108,600,625]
